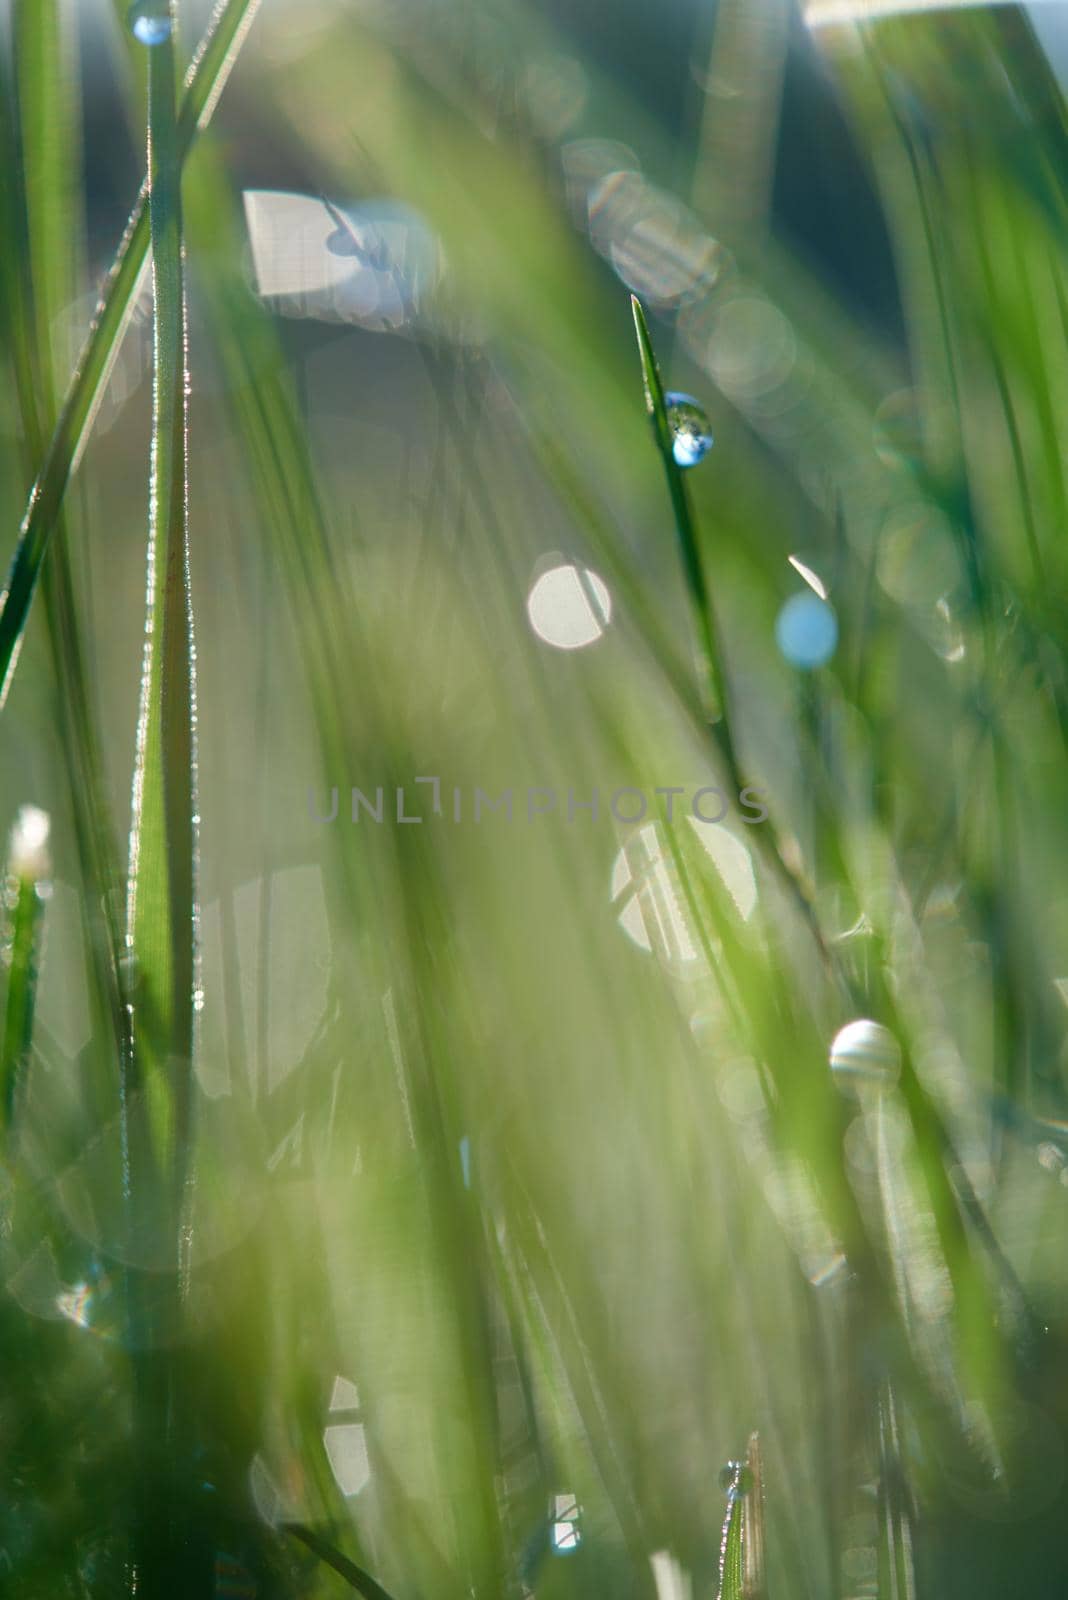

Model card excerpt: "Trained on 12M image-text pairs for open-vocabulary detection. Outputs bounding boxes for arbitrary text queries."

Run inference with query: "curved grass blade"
[0,0,262,708]
[1,807,50,1134]
[126,2,197,1193]
[287,1524,399,1600]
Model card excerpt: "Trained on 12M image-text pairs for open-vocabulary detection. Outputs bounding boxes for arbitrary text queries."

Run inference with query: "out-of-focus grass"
[2,2,1068,1598]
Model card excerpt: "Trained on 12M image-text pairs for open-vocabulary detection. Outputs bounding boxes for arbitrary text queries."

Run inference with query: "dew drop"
[775,590,838,670]
[718,1460,753,1497]
[526,562,611,650]
[830,1019,901,1092]
[127,1,171,45]
[665,392,713,468]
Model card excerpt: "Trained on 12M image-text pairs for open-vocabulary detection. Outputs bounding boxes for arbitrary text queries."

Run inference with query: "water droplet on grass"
[665,392,713,467]
[718,1461,753,1496]
[830,1019,901,1091]
[128,1,171,44]
[775,590,838,669]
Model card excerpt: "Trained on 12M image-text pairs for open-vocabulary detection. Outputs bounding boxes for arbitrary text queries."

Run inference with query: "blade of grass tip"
[126,0,197,1202]
[1,807,51,1136]
[717,1458,747,1600]
[741,1432,766,1600]
[286,1524,400,1600]
[629,293,728,729]
[0,0,261,708]
[630,295,837,973]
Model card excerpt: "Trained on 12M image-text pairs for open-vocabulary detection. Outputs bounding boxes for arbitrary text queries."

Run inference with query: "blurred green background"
[3,1,1068,1596]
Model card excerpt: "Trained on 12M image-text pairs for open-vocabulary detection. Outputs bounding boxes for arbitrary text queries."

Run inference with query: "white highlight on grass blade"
[526,563,611,650]
[189,0,264,130]
[788,555,829,601]
[329,1375,361,1412]
[9,805,51,880]
[323,1423,370,1497]
[805,0,1050,23]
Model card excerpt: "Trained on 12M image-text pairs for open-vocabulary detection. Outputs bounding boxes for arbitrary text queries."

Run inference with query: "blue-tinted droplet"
[128,1,172,45]
[775,590,838,670]
[665,391,714,468]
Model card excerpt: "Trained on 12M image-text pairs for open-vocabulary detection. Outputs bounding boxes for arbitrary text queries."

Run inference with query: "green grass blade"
[0,0,261,708]
[10,0,135,1117]
[12,0,78,413]
[629,293,727,725]
[126,3,196,1191]
[877,1386,916,1600]
[741,1433,767,1600]
[182,141,354,755]
[715,1436,765,1600]
[717,1466,746,1600]
[0,807,50,1133]
[287,1524,400,1600]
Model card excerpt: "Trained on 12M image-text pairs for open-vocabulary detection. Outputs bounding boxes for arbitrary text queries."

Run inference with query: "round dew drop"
[829,1019,901,1092]
[775,590,838,670]
[664,391,714,468]
[128,1,172,44]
